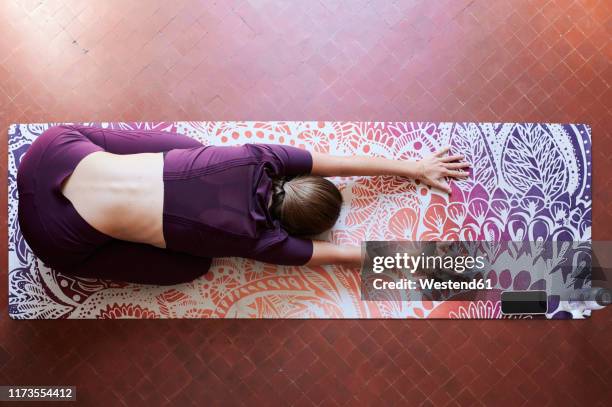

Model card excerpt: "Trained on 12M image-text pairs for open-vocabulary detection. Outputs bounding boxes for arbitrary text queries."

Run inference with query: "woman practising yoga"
[17,125,469,285]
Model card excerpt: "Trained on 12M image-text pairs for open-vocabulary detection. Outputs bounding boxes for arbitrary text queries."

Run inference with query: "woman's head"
[270,175,342,236]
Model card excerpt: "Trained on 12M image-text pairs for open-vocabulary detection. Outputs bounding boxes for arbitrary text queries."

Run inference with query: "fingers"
[434,146,468,164]
[434,146,451,157]
[446,162,471,169]
[440,154,464,162]
[446,170,470,178]
[432,179,452,194]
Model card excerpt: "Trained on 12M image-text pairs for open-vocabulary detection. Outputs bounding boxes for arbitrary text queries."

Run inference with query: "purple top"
[162,143,314,265]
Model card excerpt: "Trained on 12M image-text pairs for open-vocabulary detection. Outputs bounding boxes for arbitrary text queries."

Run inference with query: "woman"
[17,125,469,285]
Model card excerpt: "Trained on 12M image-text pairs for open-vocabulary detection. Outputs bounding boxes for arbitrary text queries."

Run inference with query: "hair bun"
[270,177,287,219]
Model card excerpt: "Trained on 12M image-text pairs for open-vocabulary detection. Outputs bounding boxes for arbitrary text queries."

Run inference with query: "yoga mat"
[8,122,592,319]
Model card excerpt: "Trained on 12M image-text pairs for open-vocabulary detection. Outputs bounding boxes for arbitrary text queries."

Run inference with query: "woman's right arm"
[305,241,362,267]
[310,147,470,194]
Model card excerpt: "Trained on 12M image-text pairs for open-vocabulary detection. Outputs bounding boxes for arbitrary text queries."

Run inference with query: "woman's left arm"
[310,147,470,194]
[305,241,362,267]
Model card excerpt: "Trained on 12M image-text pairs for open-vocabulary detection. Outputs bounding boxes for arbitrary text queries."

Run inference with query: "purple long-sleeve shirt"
[162,143,315,266]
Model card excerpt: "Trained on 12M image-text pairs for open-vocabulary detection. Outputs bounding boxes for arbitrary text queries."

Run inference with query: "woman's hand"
[416,147,470,194]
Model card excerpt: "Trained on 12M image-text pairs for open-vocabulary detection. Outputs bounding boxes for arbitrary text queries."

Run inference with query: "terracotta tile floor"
[1,0,611,405]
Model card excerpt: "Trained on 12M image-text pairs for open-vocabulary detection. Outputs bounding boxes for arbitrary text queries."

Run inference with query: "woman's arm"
[311,147,470,194]
[305,241,362,267]
[69,125,203,154]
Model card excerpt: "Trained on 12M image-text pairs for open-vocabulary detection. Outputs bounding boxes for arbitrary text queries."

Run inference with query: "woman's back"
[58,142,314,264]
[61,151,167,248]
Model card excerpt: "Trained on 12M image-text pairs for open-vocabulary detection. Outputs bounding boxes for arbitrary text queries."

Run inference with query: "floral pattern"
[8,122,591,319]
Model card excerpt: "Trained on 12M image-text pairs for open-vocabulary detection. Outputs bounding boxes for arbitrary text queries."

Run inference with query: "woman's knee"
[124,256,211,286]
[148,269,209,286]
[159,257,212,285]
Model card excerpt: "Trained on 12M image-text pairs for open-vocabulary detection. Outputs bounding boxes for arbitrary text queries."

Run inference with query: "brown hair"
[270,175,343,236]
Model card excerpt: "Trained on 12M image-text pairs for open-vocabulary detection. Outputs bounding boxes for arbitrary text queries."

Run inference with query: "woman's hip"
[16,126,110,269]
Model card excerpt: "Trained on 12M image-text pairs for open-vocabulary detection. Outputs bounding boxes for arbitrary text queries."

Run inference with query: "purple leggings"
[17,125,212,285]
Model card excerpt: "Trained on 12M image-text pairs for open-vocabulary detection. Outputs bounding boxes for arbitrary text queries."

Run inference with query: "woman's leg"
[66,124,204,154]
[58,238,212,286]
[19,124,209,283]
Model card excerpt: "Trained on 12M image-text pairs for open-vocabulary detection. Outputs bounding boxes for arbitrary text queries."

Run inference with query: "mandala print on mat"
[8,122,591,319]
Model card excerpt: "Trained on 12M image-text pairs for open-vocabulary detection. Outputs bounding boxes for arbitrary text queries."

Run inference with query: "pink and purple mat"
[8,122,592,319]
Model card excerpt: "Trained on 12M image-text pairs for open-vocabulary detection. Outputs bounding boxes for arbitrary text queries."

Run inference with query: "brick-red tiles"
[1,0,611,405]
